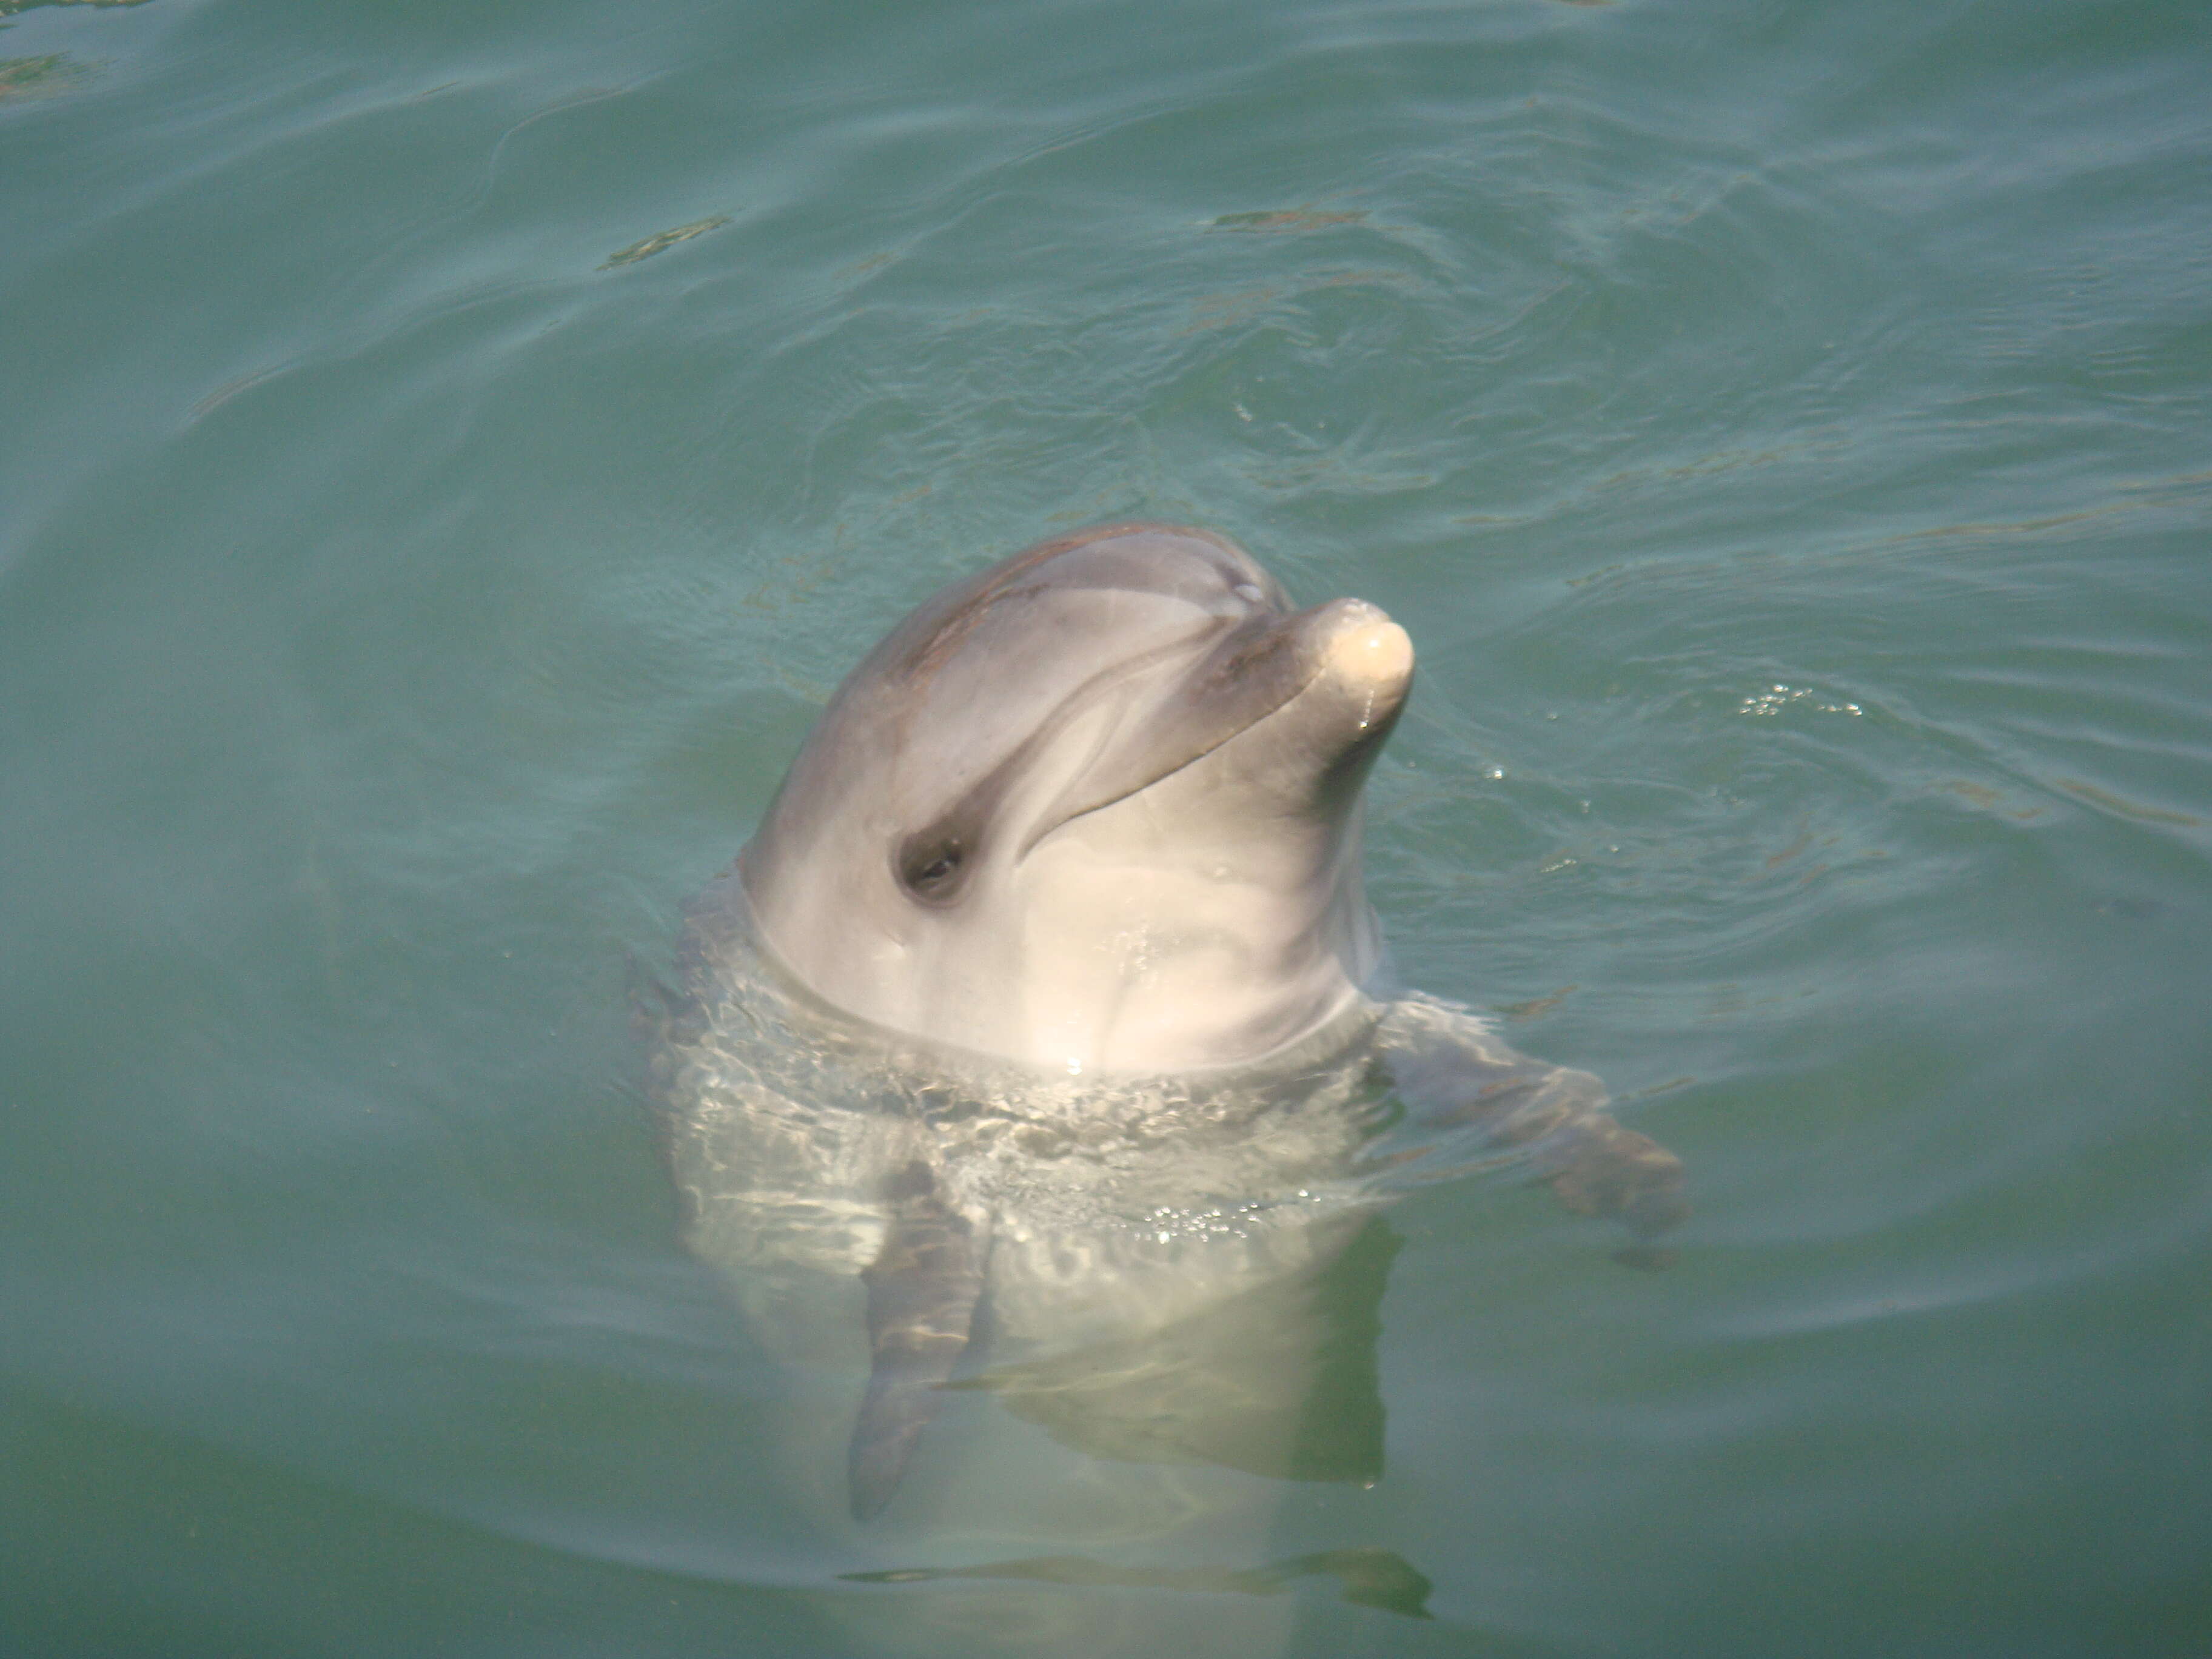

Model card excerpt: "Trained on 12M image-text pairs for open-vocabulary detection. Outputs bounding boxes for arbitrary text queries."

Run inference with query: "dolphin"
[655,523,1684,1538]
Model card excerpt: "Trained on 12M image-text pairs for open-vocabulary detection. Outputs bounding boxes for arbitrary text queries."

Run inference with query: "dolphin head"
[738,523,1414,1075]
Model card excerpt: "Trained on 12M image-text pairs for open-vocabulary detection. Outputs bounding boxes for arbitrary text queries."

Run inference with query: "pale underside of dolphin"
[658,523,1687,1524]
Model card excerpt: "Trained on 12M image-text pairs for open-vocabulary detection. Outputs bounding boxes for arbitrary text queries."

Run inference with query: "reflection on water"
[0,0,152,14]
[600,216,732,272]
[960,1213,1397,1484]
[653,877,1677,1652]
[0,52,82,99]
[845,1543,1433,1621]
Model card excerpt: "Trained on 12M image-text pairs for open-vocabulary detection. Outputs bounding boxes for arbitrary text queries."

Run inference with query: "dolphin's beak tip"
[1323,606,1414,692]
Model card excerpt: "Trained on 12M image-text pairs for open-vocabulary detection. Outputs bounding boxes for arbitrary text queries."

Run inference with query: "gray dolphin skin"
[655,523,1685,1547]
[737,521,1409,1075]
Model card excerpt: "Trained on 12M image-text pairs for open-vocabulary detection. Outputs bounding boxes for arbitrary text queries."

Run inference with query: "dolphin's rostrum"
[657,523,1684,1528]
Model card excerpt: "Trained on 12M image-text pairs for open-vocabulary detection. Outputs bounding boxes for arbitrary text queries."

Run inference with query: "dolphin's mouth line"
[892,621,1236,902]
[1014,653,1331,857]
[897,597,1400,899]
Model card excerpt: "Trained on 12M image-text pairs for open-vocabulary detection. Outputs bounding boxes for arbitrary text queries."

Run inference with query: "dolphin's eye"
[895,834,967,903]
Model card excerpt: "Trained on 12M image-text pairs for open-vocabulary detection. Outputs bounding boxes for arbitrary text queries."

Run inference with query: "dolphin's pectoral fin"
[1533,1116,1689,1248]
[850,1160,992,1520]
[1379,1000,1689,1255]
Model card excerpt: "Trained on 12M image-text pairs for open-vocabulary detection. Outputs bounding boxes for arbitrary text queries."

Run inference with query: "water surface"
[3,0,2208,1653]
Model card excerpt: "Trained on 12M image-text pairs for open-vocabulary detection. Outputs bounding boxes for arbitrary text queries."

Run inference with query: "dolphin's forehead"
[862,527,1285,812]
[985,523,1284,611]
[1025,524,1284,608]
[890,524,1287,683]
[877,589,1207,827]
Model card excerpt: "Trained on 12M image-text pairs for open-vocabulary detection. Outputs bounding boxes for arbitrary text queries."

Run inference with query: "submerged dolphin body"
[657,524,1683,1534]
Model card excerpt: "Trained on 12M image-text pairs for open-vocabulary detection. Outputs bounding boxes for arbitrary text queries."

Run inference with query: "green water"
[3,0,2208,1652]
